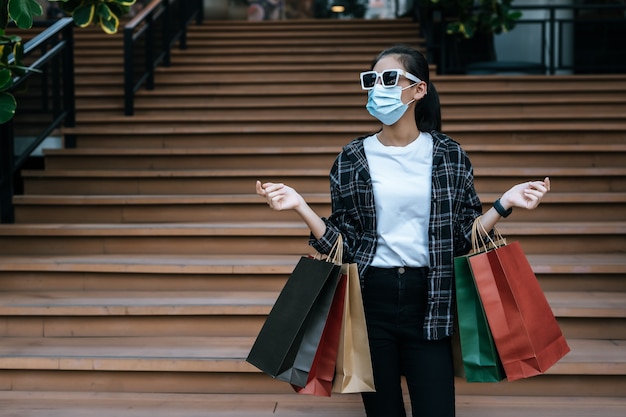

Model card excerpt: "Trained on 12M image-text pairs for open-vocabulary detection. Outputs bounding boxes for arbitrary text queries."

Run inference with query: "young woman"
[256,44,550,417]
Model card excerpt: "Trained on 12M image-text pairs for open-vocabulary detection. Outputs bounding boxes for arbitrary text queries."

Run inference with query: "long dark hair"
[371,44,442,132]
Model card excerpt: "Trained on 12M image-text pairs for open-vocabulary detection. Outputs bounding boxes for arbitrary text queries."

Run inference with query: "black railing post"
[163,0,172,67]
[0,120,15,223]
[123,0,204,116]
[124,25,135,116]
[146,11,155,90]
[179,0,188,51]
[196,0,204,25]
[63,22,76,147]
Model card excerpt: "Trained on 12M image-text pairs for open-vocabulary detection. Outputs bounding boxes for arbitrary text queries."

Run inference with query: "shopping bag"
[246,240,343,383]
[469,221,570,381]
[287,237,346,387]
[332,263,376,393]
[454,254,506,382]
[293,271,348,396]
[287,261,344,387]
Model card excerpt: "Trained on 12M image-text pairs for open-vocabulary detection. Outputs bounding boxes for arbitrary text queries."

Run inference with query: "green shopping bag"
[453,219,506,382]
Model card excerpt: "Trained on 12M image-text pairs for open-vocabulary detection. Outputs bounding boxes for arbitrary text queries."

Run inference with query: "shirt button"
[398,267,406,274]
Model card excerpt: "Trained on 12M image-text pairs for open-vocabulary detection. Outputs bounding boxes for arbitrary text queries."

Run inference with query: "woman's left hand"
[501,177,551,210]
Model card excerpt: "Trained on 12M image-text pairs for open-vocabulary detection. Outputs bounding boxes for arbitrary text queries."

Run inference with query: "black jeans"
[361,266,455,417]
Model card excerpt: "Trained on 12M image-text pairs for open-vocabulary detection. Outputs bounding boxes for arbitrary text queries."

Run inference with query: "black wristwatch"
[493,198,513,218]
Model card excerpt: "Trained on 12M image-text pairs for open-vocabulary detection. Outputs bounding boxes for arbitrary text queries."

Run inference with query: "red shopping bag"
[293,271,348,396]
[469,240,570,381]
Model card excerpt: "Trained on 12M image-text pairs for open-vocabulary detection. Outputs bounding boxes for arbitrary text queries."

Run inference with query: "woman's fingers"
[256,181,293,211]
[523,177,551,208]
[257,181,282,195]
[255,180,266,196]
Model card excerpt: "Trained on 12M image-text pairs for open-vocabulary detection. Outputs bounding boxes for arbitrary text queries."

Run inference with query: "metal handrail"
[123,0,204,115]
[0,17,75,223]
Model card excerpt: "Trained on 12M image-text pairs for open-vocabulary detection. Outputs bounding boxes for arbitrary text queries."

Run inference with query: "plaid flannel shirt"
[309,130,482,340]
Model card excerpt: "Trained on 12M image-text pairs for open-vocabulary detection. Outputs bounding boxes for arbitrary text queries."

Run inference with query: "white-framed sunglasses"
[359,69,421,90]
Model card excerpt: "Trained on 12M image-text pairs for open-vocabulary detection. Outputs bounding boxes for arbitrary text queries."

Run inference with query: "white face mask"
[365,83,416,125]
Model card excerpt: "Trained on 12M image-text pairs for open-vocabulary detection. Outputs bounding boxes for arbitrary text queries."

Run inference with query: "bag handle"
[326,234,343,265]
[313,234,344,266]
[471,217,506,254]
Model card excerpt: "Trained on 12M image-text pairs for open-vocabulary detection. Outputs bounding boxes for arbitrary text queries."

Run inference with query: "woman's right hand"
[256,181,302,211]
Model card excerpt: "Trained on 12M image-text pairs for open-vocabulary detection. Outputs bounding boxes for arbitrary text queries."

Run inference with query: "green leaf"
[0,67,12,90]
[73,2,95,28]
[0,90,16,124]
[8,0,43,29]
[97,3,119,34]
[98,2,113,20]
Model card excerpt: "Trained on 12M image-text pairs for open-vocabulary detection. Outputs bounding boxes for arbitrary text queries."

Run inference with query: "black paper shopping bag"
[246,255,342,383]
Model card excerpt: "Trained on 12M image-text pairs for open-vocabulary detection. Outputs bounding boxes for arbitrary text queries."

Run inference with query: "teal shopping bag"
[454,253,506,382]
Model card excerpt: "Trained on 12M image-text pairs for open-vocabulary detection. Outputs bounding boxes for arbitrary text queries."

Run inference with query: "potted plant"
[416,0,522,74]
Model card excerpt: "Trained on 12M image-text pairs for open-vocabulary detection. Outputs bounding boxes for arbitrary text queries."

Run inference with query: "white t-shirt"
[363,132,433,267]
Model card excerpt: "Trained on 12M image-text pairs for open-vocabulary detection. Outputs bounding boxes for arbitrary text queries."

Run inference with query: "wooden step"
[40,145,626,170]
[12,192,626,223]
[50,110,613,132]
[0,337,622,383]
[74,72,626,97]
[0,252,623,287]
[1,253,623,291]
[63,128,626,149]
[86,87,625,106]
[0,336,623,376]
[12,194,333,223]
[3,287,623,320]
[547,292,626,318]
[0,290,275,317]
[69,108,625,125]
[61,120,626,142]
[72,78,626,97]
[0,391,624,417]
[19,167,626,194]
[77,93,623,114]
[0,289,622,339]
[187,18,421,33]
[138,73,626,93]
[1,369,622,398]
[0,222,624,255]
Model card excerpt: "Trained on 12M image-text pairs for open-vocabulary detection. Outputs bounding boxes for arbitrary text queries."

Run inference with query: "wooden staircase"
[0,18,625,416]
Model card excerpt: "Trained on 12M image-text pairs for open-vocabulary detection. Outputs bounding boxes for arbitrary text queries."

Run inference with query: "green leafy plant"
[0,0,43,124]
[427,0,522,38]
[50,0,136,34]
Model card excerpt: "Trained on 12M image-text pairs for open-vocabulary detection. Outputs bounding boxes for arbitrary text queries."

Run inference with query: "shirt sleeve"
[309,153,363,263]
[454,148,483,257]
